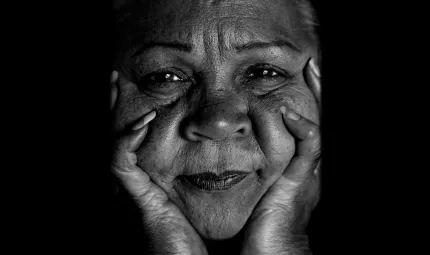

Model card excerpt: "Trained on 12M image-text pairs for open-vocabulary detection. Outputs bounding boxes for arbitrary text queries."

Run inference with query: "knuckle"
[111,162,129,175]
[312,147,321,159]
[306,125,320,141]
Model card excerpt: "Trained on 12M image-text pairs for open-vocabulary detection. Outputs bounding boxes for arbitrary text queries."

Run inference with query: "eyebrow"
[234,39,301,53]
[132,39,300,56]
[132,41,193,57]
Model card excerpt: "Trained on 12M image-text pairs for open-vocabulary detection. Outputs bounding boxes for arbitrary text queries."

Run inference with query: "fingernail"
[287,111,300,121]
[280,106,286,114]
[110,70,119,83]
[310,58,321,77]
[132,111,157,130]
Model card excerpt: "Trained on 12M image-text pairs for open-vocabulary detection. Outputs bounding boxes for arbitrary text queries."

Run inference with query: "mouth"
[181,171,249,191]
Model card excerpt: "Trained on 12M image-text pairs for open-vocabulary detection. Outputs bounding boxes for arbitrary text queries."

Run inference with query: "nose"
[182,101,251,142]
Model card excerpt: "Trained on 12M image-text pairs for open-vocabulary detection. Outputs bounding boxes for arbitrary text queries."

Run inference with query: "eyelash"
[142,69,188,87]
[137,63,290,92]
[244,64,290,80]
[149,72,182,82]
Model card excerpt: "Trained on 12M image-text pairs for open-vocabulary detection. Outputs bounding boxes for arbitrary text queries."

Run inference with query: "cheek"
[279,79,319,124]
[112,76,160,132]
[248,81,319,183]
[249,97,295,183]
[113,75,185,191]
[135,100,186,190]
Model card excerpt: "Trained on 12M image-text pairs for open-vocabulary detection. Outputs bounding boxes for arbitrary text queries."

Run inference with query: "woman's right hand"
[110,71,208,255]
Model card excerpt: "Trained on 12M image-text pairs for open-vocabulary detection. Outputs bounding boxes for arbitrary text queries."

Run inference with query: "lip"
[181,171,249,191]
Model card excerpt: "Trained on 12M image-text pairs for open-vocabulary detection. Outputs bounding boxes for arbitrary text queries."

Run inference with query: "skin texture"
[111,0,321,253]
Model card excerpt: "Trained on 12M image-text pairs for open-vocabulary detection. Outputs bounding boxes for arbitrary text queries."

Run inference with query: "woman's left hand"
[241,59,321,255]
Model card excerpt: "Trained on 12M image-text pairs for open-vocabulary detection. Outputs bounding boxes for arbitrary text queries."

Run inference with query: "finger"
[305,58,321,109]
[132,111,157,132]
[113,111,157,169]
[112,111,157,197]
[113,158,153,199]
[113,125,149,171]
[280,107,320,181]
[110,70,119,83]
[309,57,321,78]
[115,111,156,154]
[314,160,321,176]
[110,70,119,111]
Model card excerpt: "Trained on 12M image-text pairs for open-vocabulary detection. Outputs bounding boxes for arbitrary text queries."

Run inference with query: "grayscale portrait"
[109,0,322,254]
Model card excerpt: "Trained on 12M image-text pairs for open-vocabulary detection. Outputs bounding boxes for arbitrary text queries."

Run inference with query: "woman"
[110,0,322,254]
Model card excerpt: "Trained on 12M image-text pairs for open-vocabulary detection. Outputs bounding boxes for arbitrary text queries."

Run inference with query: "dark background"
[15,0,407,254]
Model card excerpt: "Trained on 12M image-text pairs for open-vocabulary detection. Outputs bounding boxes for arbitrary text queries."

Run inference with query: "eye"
[140,69,190,88]
[148,72,183,83]
[243,64,291,88]
[135,69,191,98]
[247,67,280,78]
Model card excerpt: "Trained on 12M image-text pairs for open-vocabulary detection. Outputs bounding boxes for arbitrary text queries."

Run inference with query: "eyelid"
[245,63,291,78]
[146,68,190,82]
[151,72,182,81]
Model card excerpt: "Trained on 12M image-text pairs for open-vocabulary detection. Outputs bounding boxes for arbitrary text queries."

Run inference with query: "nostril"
[234,126,250,137]
[181,111,252,141]
[183,124,204,142]
[191,131,212,141]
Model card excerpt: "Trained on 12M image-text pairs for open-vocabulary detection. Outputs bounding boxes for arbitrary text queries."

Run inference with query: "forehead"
[116,0,311,52]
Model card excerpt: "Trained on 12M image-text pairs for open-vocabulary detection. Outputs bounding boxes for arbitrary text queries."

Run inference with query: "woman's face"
[113,0,319,240]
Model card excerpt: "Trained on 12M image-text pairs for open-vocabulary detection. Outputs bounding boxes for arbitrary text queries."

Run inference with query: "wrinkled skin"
[111,0,321,253]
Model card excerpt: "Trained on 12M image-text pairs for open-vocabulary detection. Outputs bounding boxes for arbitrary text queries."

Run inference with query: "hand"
[110,71,208,255]
[306,58,321,109]
[241,59,321,255]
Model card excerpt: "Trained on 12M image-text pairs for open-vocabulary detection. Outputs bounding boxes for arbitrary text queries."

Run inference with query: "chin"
[199,216,247,240]
[170,170,267,240]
